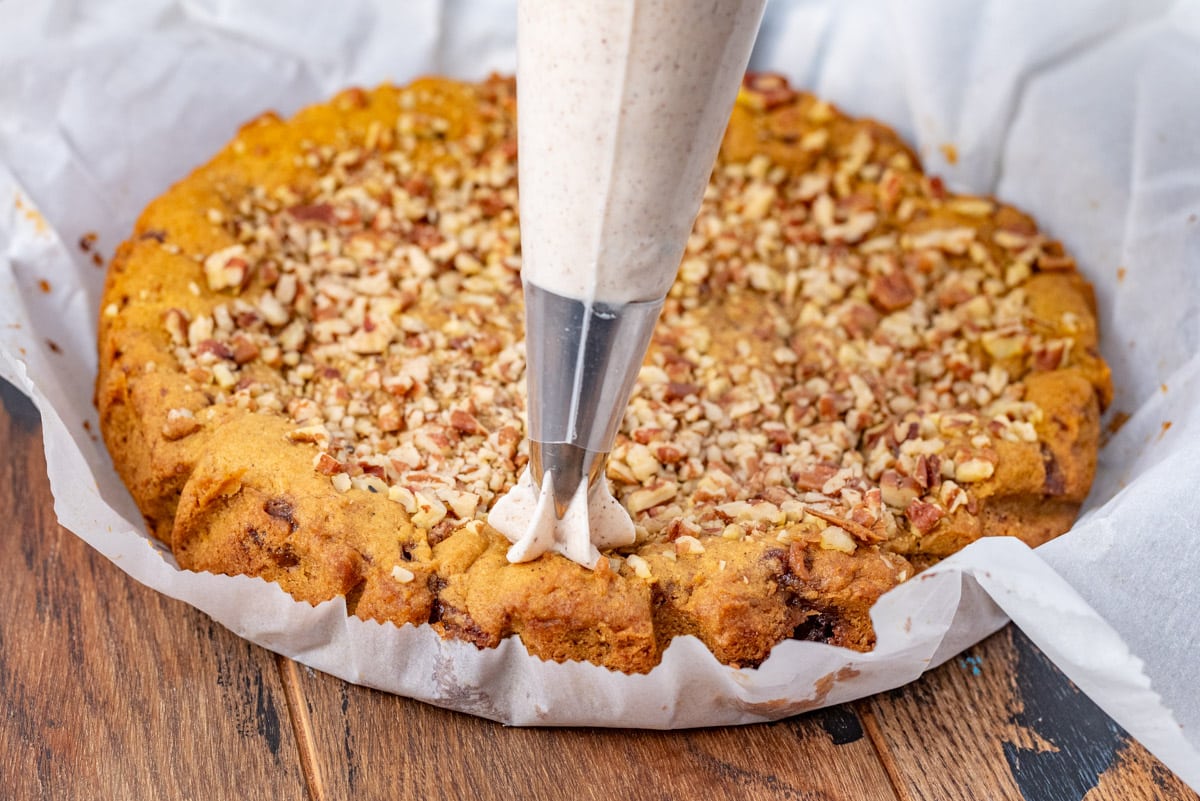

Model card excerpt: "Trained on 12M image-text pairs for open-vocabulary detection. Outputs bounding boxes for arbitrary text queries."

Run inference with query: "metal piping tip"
[530,440,607,519]
[522,282,664,522]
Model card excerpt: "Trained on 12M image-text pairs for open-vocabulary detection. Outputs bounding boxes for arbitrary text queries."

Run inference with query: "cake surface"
[96,74,1111,672]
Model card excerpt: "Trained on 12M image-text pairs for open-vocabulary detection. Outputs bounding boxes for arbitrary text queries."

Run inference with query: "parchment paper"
[1,0,1197,788]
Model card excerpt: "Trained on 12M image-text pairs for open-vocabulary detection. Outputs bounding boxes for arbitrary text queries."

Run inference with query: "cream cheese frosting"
[490,469,635,567]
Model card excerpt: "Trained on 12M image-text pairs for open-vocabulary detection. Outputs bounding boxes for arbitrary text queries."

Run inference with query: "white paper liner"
[1,0,1197,788]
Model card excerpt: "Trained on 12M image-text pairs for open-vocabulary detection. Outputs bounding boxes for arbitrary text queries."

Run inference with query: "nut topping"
[159,77,1093,562]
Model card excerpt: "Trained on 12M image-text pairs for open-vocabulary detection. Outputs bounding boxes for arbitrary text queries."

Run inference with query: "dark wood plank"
[0,381,309,800]
[287,662,900,801]
[863,626,1199,801]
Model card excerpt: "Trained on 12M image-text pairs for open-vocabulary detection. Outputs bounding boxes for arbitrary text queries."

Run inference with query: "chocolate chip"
[273,546,300,568]
[792,612,837,643]
[264,498,297,531]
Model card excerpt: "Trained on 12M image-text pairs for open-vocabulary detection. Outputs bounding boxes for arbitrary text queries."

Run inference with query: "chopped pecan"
[868,271,916,311]
[1041,445,1067,496]
[655,444,686,465]
[806,507,887,544]
[410,222,443,249]
[905,499,945,534]
[229,336,260,365]
[913,454,941,490]
[632,427,664,445]
[449,410,485,435]
[162,414,201,441]
[880,470,920,509]
[742,72,798,110]
[196,339,234,361]
[664,382,700,402]
[314,453,343,475]
[1033,341,1066,371]
[791,464,838,492]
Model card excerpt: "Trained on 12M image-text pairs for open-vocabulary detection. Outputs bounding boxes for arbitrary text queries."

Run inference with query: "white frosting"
[489,469,635,568]
[495,0,765,564]
[517,0,766,304]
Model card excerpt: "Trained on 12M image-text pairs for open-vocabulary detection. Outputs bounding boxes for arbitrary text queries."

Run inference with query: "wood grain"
[863,626,1200,801]
[285,663,899,801]
[0,381,309,800]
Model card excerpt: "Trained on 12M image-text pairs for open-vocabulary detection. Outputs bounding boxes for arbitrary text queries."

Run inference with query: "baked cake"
[96,74,1112,672]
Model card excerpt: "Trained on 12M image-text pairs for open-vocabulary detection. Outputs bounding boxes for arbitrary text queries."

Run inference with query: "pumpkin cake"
[96,74,1111,673]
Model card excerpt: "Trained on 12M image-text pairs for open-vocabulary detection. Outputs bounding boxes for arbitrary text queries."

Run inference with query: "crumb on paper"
[45,338,61,354]
[734,665,861,717]
[79,232,106,265]
[1117,267,1127,283]
[1158,421,1173,440]
[1161,383,1168,394]
[1101,411,1132,447]
[13,192,49,236]
[37,279,51,293]
[940,143,958,164]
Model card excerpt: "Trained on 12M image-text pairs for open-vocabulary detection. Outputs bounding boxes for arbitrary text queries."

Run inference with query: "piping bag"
[490,0,767,567]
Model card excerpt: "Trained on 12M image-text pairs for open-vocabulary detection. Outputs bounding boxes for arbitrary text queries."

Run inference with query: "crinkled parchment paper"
[1,0,1197,788]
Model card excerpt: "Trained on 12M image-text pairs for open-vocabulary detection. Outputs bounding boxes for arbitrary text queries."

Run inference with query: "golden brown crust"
[97,74,1110,673]
[432,526,657,668]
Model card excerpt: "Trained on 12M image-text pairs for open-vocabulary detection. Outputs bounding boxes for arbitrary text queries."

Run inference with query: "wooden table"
[1,379,1194,801]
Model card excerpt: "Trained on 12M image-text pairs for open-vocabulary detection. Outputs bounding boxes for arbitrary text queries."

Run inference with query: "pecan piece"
[806,507,887,544]
[196,339,234,361]
[410,222,443,249]
[314,453,343,476]
[868,270,916,311]
[905,499,945,534]
[229,336,260,365]
[913,454,941,490]
[664,382,700,402]
[1033,341,1066,371]
[1041,445,1067,496]
[162,414,201,441]
[449,409,485,436]
[880,470,920,509]
[791,463,838,492]
[288,203,336,224]
[632,427,664,445]
[742,72,798,110]
[654,444,686,465]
